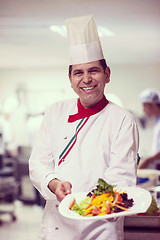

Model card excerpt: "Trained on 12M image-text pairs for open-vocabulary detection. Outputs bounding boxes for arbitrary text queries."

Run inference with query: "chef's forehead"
[72,61,101,69]
[69,59,107,75]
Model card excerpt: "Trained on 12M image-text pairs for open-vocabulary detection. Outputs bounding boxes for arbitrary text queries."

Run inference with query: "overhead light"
[97,26,115,37]
[49,25,115,37]
[49,25,67,37]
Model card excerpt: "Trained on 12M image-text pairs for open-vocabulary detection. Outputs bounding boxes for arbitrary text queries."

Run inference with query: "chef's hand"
[48,178,72,202]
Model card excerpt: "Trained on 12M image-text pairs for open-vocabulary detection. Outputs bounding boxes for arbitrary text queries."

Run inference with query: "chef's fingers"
[50,181,72,202]
[62,181,72,195]
[56,191,67,202]
[55,184,69,202]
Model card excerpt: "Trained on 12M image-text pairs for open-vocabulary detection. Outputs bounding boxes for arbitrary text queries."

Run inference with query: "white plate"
[58,187,152,220]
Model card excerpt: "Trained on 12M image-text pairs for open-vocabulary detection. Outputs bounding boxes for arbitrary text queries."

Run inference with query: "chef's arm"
[48,178,72,202]
[29,107,65,200]
[139,152,160,169]
[104,115,139,187]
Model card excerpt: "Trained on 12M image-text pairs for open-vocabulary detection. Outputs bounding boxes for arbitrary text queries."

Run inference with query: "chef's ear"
[105,67,111,84]
[68,65,72,84]
[68,74,74,89]
[68,73,72,85]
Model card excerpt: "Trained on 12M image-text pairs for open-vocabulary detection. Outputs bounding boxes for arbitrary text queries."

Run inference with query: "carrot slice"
[110,203,130,211]
[85,203,92,210]
[91,193,96,202]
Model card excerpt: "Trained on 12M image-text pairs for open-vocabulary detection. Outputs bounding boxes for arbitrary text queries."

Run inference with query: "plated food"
[59,179,152,220]
[69,178,134,217]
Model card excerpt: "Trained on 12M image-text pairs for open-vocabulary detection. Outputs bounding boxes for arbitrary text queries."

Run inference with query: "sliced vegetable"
[92,206,101,215]
[110,203,130,212]
[106,201,111,214]
[69,198,75,210]
[70,178,134,217]
[113,193,122,204]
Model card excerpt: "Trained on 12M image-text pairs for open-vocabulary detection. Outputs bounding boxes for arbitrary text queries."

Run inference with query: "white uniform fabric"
[151,115,160,154]
[29,99,139,240]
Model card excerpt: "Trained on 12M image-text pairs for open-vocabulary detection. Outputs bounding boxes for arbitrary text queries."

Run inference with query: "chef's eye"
[89,68,99,73]
[74,71,83,75]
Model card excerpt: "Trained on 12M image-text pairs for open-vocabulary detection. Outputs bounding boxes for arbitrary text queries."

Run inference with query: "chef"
[29,15,139,240]
[139,88,160,169]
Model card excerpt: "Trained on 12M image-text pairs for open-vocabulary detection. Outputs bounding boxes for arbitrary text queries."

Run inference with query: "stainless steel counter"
[124,215,160,240]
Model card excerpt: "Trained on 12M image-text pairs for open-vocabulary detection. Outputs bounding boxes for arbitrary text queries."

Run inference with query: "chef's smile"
[80,85,97,92]
[69,60,110,108]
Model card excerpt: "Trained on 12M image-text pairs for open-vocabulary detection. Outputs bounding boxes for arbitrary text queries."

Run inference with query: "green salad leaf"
[71,196,91,216]
[93,178,116,196]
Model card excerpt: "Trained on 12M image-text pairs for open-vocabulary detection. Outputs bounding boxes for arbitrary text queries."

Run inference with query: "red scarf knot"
[68,95,108,123]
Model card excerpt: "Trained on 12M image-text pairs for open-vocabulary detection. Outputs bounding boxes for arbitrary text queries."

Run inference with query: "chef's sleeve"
[29,108,64,200]
[104,114,139,187]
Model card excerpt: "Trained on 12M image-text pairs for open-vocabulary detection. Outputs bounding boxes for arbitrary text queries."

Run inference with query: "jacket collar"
[68,95,108,122]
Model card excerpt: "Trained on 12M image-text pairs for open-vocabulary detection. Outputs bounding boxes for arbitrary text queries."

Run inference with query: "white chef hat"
[65,15,104,65]
[140,89,160,104]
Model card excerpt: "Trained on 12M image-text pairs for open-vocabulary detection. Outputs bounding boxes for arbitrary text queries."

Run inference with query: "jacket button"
[62,158,65,162]
[55,227,59,230]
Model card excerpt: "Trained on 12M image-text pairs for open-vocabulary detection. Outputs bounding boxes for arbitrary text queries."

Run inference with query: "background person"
[139,88,160,169]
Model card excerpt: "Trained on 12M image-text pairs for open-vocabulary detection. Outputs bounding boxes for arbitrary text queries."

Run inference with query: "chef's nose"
[83,72,92,83]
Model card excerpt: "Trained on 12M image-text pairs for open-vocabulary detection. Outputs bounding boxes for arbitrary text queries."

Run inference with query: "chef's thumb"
[62,181,72,194]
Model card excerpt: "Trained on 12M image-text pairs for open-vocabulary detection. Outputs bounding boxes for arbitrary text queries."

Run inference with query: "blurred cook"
[29,15,139,240]
[139,88,160,169]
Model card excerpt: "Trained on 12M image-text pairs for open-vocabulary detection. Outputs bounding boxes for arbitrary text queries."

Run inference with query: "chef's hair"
[69,59,107,76]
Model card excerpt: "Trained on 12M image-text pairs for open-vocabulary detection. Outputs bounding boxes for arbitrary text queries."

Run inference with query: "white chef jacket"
[151,114,160,155]
[29,98,139,240]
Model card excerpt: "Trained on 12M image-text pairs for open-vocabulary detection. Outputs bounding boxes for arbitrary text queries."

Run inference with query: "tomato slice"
[114,193,122,204]
[92,206,101,215]
[69,198,75,210]
[106,201,111,214]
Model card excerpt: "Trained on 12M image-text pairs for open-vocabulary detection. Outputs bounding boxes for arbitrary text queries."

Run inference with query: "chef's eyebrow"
[88,67,101,71]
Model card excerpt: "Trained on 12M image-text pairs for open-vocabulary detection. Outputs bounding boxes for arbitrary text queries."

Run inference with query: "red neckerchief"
[68,95,108,123]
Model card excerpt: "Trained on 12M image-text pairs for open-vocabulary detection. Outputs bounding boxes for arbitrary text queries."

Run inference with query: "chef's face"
[69,60,110,108]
